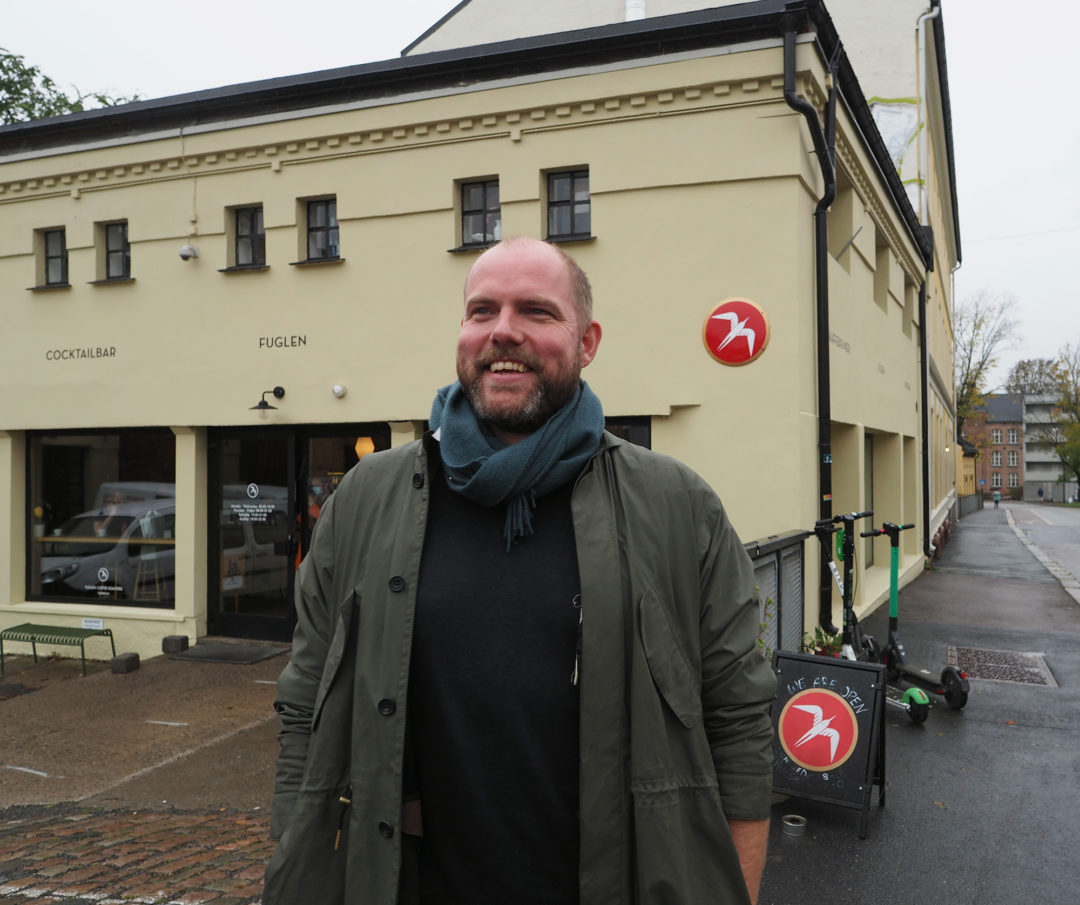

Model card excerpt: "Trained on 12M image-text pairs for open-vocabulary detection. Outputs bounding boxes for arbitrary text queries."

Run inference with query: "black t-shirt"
[409,452,581,905]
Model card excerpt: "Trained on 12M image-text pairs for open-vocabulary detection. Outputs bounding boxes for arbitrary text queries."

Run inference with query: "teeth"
[489,361,528,372]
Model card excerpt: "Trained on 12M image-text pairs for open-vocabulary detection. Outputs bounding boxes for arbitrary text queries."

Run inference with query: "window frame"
[235,205,266,268]
[459,179,501,248]
[104,221,130,280]
[991,429,1002,445]
[1008,429,1019,445]
[305,198,339,262]
[43,228,69,286]
[545,168,592,241]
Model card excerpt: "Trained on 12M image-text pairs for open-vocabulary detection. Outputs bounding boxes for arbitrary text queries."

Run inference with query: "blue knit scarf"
[429,380,604,551]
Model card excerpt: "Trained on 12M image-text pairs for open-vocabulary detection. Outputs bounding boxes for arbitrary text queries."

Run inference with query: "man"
[264,237,776,904]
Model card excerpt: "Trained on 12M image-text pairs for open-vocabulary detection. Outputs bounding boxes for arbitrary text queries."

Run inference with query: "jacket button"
[377,698,396,716]
[388,576,406,593]
[378,820,394,838]
[412,473,424,489]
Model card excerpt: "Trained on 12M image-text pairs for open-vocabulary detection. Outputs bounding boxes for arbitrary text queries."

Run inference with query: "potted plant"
[802,626,842,657]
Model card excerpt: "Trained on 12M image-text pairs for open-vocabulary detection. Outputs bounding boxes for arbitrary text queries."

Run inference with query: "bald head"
[464,237,594,336]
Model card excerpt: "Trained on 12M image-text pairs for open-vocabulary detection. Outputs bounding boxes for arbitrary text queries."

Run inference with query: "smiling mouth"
[488,361,530,373]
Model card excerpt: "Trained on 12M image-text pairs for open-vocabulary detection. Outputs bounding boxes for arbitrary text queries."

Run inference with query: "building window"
[1008,450,1019,467]
[43,228,68,285]
[27,430,176,607]
[604,416,650,449]
[991,473,1002,488]
[991,429,1002,444]
[1008,429,1019,444]
[105,222,130,279]
[547,169,590,239]
[306,198,339,260]
[236,206,266,267]
[461,180,500,246]
[991,451,1002,467]
[1007,472,1019,488]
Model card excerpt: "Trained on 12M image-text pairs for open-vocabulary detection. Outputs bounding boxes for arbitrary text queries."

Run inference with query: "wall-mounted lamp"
[332,384,347,398]
[250,386,285,410]
[178,244,199,261]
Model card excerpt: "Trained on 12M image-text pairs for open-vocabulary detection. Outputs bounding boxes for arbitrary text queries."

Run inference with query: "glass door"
[208,424,392,641]
[209,429,295,640]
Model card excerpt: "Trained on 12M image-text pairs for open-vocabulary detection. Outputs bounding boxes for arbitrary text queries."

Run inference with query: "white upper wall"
[407,0,930,102]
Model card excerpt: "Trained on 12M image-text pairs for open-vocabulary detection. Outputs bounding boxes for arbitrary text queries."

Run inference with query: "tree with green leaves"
[1,47,136,125]
[954,290,1019,439]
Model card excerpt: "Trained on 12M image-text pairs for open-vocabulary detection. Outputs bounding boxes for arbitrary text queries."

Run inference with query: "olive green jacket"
[264,432,776,904]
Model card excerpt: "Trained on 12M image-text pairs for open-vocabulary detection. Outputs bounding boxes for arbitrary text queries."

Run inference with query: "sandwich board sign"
[771,651,886,838]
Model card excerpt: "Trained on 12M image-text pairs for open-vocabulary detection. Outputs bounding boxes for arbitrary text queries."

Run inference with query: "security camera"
[178,244,199,261]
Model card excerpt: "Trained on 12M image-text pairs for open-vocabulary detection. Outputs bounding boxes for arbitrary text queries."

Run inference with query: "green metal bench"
[0,623,116,677]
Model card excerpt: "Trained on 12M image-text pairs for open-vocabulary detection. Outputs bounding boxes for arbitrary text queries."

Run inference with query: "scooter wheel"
[942,668,968,710]
[907,700,930,724]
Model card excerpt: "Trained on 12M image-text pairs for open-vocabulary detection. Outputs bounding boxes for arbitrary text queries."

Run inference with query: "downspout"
[916,4,940,557]
[919,282,932,557]
[782,19,841,634]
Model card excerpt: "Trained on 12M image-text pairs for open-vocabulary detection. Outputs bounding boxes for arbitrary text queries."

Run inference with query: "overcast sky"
[6,1,1077,391]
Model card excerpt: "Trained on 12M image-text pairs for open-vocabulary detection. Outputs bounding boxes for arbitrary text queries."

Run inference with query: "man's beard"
[460,346,582,435]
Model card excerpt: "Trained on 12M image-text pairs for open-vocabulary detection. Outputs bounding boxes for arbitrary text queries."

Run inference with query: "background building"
[970,393,1024,498]
[1024,392,1077,502]
[0,0,959,660]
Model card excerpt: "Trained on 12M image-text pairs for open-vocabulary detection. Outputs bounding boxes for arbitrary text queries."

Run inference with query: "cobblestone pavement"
[0,805,274,904]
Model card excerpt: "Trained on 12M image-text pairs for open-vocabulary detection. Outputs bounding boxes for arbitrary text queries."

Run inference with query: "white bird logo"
[792,704,840,761]
[710,310,756,357]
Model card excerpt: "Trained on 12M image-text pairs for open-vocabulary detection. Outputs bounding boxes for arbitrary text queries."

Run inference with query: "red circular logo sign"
[702,298,770,366]
[778,688,859,772]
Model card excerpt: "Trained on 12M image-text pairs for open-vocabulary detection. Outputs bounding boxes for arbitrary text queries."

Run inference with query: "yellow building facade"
[0,0,958,661]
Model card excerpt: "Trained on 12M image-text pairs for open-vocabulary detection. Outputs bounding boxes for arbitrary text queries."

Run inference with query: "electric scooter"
[812,512,931,723]
[860,522,969,711]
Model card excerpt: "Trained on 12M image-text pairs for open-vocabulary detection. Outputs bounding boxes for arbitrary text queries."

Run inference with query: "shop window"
[27,430,176,607]
[546,169,591,240]
[460,179,500,247]
[306,198,339,261]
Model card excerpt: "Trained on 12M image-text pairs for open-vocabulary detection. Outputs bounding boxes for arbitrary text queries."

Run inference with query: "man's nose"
[489,308,524,344]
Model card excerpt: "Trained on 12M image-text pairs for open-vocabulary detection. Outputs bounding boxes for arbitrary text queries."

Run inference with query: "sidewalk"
[3,504,1079,904]
[760,503,1080,905]
[1,648,284,904]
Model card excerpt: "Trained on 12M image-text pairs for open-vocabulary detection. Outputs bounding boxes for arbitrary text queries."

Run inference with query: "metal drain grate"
[947,647,1058,687]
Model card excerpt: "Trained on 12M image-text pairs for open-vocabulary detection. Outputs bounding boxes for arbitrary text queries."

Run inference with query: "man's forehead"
[465,241,570,296]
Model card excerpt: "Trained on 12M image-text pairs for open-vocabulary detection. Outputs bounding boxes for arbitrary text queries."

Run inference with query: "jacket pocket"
[639,586,701,729]
[311,590,358,733]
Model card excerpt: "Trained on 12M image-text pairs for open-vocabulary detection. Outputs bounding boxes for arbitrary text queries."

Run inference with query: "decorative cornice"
[0,76,787,202]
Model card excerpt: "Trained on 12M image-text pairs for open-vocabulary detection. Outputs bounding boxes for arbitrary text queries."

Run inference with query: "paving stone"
[0,807,273,905]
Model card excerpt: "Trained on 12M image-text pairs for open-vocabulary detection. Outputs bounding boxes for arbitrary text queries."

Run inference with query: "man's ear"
[580,321,602,368]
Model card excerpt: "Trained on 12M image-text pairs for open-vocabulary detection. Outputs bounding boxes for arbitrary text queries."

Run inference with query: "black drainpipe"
[782,18,841,633]
[919,281,931,557]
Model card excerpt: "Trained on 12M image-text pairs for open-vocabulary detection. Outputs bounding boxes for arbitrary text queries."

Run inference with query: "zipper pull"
[333,788,352,851]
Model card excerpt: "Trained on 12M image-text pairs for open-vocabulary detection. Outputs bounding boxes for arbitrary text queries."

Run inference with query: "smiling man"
[265,237,777,905]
